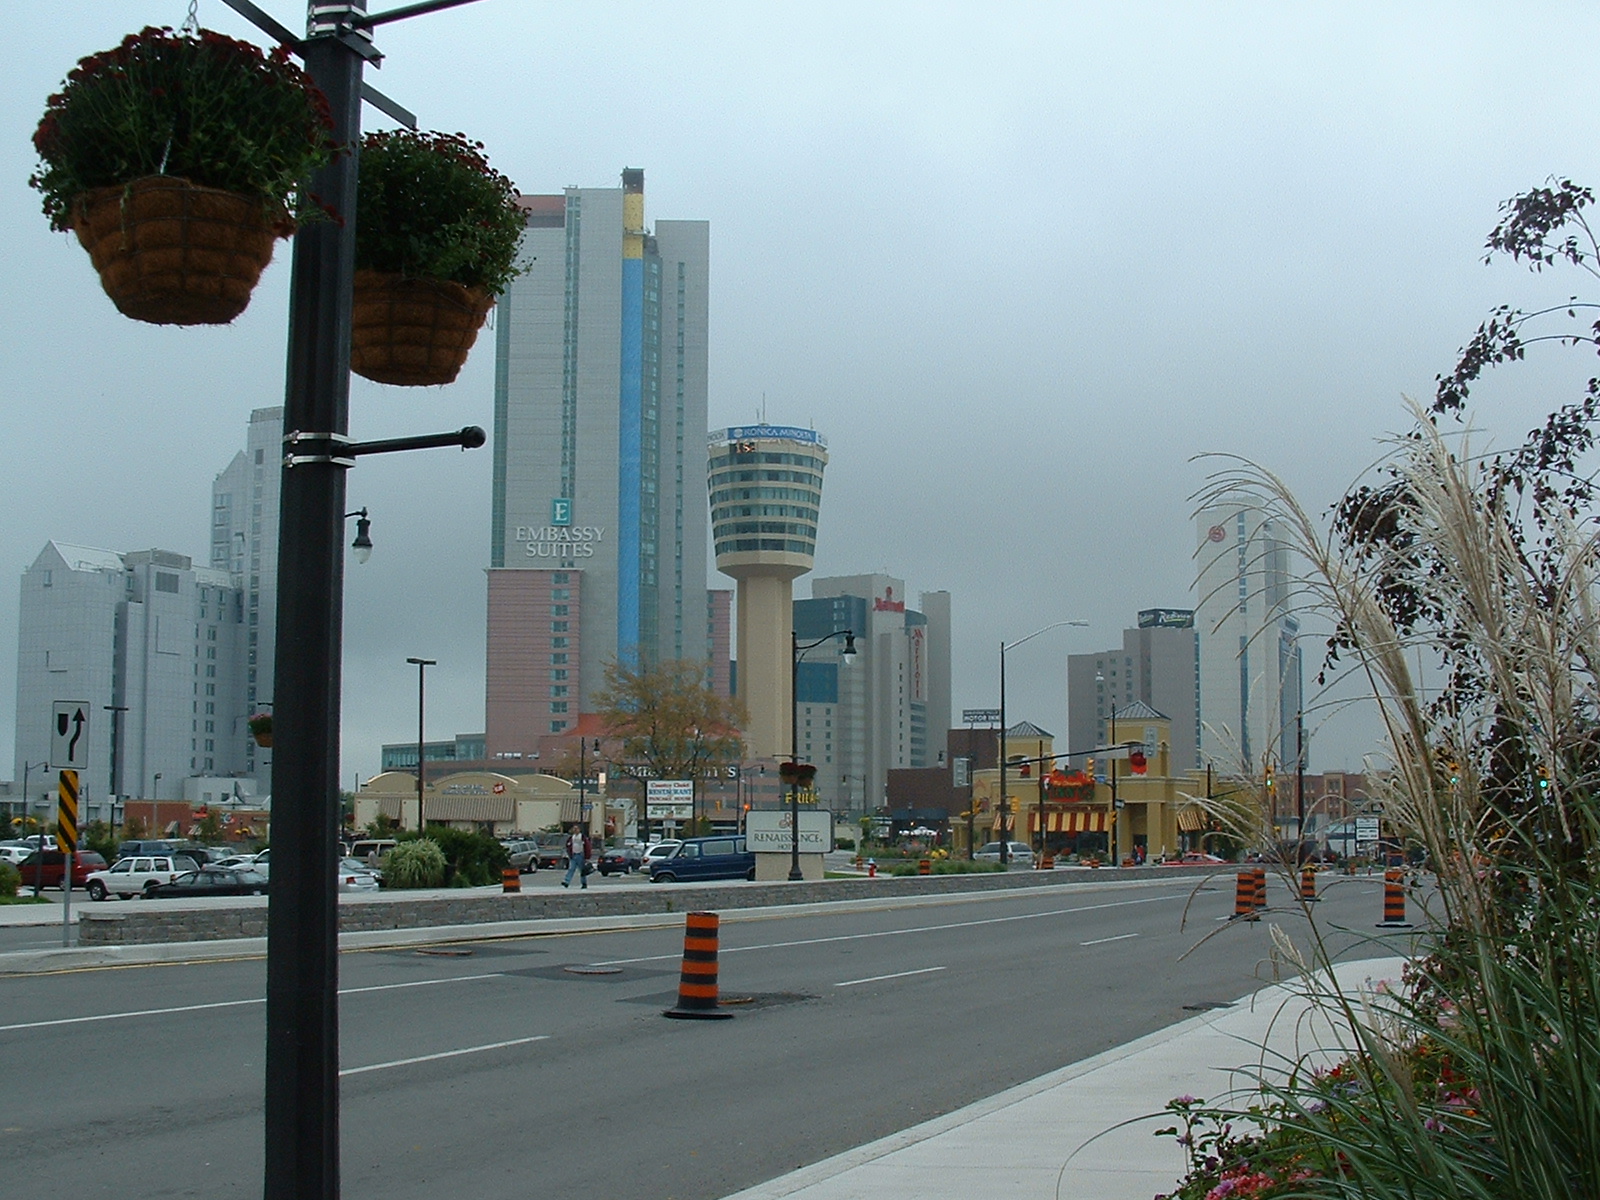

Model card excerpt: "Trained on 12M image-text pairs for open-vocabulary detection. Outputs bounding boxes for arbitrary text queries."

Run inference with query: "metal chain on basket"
[181,0,200,35]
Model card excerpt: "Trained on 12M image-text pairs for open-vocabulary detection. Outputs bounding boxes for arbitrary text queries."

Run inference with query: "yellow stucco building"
[968,707,1211,862]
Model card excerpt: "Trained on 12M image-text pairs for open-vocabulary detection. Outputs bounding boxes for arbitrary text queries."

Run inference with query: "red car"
[16,849,109,889]
[1159,852,1227,867]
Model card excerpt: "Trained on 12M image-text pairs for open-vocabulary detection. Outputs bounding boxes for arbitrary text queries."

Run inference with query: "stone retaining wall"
[75,867,1168,946]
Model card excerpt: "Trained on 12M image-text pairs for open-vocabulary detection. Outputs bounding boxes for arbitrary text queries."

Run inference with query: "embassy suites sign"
[514,524,606,559]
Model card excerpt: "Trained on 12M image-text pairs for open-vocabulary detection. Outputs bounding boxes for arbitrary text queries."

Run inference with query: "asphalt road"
[0,872,1411,1199]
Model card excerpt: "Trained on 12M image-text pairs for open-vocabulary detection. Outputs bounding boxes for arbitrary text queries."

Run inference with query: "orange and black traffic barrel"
[501,867,521,893]
[1300,864,1319,903]
[1253,866,1268,910]
[664,911,734,1020]
[1231,871,1258,921]
[1376,868,1414,929]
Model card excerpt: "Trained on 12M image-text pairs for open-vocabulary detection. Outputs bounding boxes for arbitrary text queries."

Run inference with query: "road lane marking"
[591,893,1185,966]
[1079,933,1140,946]
[0,972,504,1033]
[835,966,946,988]
[341,1035,549,1077]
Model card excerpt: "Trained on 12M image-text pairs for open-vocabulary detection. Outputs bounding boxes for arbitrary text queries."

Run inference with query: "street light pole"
[406,658,436,834]
[103,704,127,832]
[999,621,1087,866]
[790,628,856,881]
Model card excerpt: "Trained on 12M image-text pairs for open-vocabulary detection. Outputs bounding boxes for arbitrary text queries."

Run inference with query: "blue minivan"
[646,835,755,883]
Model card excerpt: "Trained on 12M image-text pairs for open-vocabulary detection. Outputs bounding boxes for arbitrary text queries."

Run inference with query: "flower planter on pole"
[347,130,522,386]
[30,26,336,327]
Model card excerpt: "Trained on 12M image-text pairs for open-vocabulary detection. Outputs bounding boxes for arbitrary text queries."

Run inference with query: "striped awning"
[1027,809,1110,833]
[1176,808,1209,832]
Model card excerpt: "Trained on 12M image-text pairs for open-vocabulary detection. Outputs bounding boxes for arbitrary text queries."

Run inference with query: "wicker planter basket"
[349,270,494,386]
[70,176,289,325]
[253,731,273,748]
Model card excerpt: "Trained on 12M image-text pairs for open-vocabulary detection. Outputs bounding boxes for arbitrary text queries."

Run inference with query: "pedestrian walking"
[561,825,588,889]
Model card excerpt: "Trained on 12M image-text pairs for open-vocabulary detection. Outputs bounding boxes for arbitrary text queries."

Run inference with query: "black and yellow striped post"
[664,911,734,1020]
[56,769,79,853]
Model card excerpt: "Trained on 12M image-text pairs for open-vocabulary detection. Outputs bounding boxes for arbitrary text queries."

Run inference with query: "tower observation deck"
[707,425,829,763]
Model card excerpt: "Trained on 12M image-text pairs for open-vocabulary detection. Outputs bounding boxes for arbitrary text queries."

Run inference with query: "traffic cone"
[1230,871,1258,921]
[1376,868,1414,929]
[664,911,734,1020]
[1300,864,1319,903]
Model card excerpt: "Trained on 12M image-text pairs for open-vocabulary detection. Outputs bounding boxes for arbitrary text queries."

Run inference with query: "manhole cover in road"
[416,947,474,957]
[1182,1001,1235,1012]
[564,965,623,976]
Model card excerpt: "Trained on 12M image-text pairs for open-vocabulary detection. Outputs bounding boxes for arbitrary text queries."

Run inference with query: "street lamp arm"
[1001,619,1088,654]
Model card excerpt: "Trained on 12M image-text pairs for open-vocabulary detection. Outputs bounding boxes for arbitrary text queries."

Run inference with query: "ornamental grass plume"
[1160,399,1600,1199]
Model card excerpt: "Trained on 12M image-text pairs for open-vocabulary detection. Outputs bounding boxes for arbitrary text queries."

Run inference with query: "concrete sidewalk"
[723,956,1407,1200]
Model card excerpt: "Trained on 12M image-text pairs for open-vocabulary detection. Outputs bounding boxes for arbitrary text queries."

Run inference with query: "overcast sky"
[4,1,1599,786]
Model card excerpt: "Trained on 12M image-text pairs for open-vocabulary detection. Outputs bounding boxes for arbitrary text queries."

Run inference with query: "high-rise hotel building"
[210,406,283,787]
[1194,504,1304,773]
[487,170,711,750]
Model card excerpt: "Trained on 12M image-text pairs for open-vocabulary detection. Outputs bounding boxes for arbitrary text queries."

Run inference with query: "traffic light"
[1264,765,1276,793]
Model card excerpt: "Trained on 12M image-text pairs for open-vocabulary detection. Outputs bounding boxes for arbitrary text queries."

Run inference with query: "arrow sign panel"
[51,700,91,771]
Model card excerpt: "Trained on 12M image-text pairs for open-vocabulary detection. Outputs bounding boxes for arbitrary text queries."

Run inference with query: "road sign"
[50,701,91,771]
[56,770,79,853]
[1355,816,1381,843]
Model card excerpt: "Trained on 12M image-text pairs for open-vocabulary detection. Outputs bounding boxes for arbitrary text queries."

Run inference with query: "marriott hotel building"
[486,169,723,753]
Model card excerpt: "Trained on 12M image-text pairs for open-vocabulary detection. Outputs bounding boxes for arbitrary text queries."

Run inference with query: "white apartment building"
[13,542,248,817]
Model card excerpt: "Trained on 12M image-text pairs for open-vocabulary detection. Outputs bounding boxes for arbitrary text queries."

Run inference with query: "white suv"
[85,855,200,900]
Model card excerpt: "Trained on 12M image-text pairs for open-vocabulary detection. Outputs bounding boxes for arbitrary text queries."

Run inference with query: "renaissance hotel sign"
[514,524,606,559]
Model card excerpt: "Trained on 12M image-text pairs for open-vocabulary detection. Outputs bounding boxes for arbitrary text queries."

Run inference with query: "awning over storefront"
[1177,807,1209,832]
[1026,809,1110,833]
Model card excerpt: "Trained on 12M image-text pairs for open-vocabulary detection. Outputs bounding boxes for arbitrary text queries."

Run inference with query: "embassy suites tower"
[486,169,718,753]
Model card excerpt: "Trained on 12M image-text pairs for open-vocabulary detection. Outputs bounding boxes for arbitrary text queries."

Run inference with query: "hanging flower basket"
[71,176,290,325]
[349,130,524,386]
[248,712,273,748]
[30,26,336,326]
[350,271,495,385]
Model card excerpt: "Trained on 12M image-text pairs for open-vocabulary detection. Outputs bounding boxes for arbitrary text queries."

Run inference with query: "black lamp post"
[406,658,435,834]
[102,705,127,831]
[578,737,599,839]
[790,628,856,880]
[998,621,1086,865]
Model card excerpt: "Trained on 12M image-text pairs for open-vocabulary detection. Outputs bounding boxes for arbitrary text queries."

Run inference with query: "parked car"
[597,844,643,875]
[500,839,542,873]
[210,854,259,871]
[116,839,208,862]
[147,867,269,898]
[336,859,380,892]
[1159,852,1228,867]
[640,840,682,874]
[0,844,35,866]
[17,849,109,890]
[647,835,755,883]
[533,832,570,869]
[85,854,201,900]
[349,839,397,868]
[973,841,1034,866]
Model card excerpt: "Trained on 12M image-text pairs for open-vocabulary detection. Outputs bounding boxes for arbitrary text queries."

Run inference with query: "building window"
[551,637,568,648]
[552,605,568,616]
[550,720,567,733]
[551,621,569,632]
[550,701,568,713]
[551,654,568,664]
[551,588,570,601]
[552,669,568,680]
